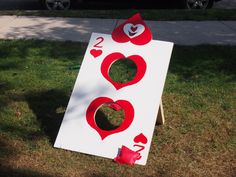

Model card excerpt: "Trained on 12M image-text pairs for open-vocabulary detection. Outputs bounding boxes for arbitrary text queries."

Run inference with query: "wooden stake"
[156,99,165,125]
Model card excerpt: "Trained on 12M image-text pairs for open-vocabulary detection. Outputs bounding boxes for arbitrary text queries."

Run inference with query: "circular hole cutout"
[109,58,137,84]
[95,103,125,131]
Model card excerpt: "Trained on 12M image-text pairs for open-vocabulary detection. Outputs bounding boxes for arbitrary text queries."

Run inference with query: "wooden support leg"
[156,99,165,125]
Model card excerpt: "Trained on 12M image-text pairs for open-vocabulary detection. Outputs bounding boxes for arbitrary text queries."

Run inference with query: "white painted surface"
[54,33,173,165]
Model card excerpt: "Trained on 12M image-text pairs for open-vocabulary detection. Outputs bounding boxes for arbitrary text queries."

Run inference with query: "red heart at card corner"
[86,97,134,140]
[112,13,152,45]
[101,52,147,90]
[90,49,102,58]
[134,133,147,144]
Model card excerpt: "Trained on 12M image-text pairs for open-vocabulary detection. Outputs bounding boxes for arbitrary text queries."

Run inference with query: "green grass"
[96,104,125,130]
[0,40,235,177]
[109,59,137,84]
[0,9,236,20]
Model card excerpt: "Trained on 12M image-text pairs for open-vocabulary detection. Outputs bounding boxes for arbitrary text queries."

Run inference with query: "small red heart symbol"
[131,26,138,32]
[86,97,134,140]
[90,49,102,58]
[101,52,146,90]
[134,133,147,144]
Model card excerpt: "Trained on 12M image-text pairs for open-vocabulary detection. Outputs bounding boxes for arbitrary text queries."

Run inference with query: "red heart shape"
[112,13,152,45]
[86,97,134,140]
[134,133,147,144]
[101,52,146,90]
[131,26,138,32]
[90,49,102,58]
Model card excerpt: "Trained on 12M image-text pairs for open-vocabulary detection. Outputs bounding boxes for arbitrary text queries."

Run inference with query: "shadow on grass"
[0,138,54,177]
[83,173,112,177]
[95,109,122,131]
[0,39,85,65]
[0,81,13,111]
[24,84,110,143]
[25,89,70,144]
[0,166,54,177]
[0,138,16,161]
[0,40,86,68]
[169,45,236,82]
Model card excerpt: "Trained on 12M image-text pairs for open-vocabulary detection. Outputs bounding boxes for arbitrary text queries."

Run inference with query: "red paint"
[112,13,152,45]
[86,97,134,140]
[133,133,148,144]
[133,144,145,153]
[90,49,102,58]
[133,144,145,160]
[131,26,138,32]
[93,37,104,48]
[114,145,140,165]
[107,103,123,111]
[101,52,147,90]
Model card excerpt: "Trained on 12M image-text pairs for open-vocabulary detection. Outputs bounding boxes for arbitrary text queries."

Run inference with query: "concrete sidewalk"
[0,16,236,45]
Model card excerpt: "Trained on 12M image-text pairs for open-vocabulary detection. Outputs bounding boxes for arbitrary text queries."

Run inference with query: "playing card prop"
[54,14,174,165]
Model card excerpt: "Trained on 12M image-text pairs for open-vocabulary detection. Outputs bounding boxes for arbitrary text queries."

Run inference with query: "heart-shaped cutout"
[86,97,134,140]
[95,103,124,131]
[90,49,102,58]
[123,23,145,39]
[134,133,147,144]
[101,52,147,90]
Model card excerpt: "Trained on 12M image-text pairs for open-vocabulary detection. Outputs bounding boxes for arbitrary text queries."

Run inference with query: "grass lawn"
[0,9,236,21]
[0,40,235,177]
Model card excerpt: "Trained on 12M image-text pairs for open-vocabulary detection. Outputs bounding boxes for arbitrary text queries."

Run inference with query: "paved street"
[214,0,236,9]
[0,16,235,45]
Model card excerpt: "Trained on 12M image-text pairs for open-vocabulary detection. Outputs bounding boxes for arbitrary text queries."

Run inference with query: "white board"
[54,32,173,165]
